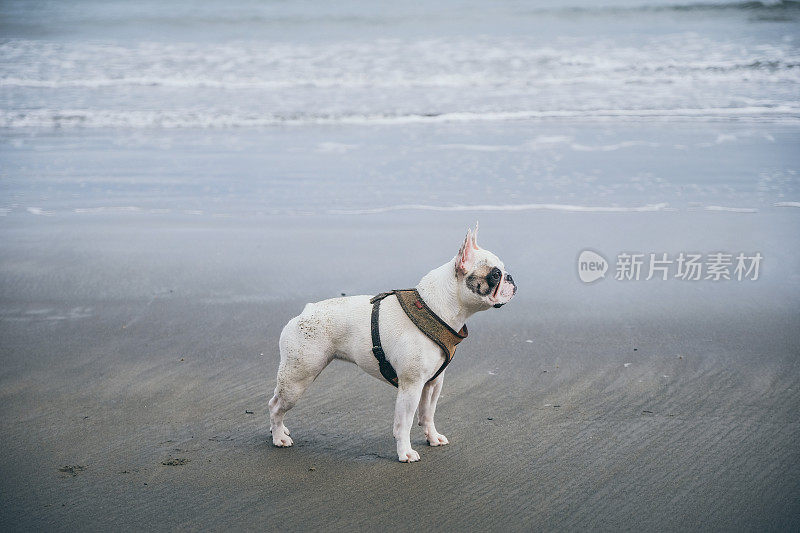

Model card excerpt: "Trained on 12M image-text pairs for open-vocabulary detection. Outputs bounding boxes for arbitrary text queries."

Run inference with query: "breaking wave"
[1,106,798,129]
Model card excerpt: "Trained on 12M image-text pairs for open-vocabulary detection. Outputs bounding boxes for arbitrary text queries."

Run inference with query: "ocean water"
[0,0,799,215]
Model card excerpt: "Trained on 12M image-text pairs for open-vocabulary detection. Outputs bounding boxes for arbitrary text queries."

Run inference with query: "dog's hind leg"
[269,314,332,447]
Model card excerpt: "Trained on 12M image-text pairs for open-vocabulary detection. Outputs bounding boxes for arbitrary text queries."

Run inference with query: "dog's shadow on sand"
[256,432,464,467]
[252,432,400,464]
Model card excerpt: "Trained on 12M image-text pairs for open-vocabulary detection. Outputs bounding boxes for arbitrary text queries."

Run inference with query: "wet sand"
[1,211,799,531]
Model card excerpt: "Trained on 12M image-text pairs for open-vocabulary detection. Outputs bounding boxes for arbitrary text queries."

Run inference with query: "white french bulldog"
[268,224,516,462]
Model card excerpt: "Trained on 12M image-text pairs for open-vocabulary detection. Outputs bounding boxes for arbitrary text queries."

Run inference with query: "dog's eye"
[488,267,502,282]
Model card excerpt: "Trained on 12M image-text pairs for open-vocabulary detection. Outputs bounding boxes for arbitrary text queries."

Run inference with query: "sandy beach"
[2,0,800,529]
[1,210,798,530]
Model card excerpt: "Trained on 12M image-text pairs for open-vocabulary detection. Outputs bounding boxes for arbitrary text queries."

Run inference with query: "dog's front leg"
[418,371,449,446]
[393,380,425,462]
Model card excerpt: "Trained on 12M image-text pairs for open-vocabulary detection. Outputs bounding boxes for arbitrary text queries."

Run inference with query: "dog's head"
[454,223,516,311]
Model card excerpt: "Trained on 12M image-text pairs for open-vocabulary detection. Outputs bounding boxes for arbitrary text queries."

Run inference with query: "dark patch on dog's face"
[486,267,502,289]
[465,265,498,297]
[465,273,491,296]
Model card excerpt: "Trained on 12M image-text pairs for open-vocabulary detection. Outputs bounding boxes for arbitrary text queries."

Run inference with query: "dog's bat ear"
[471,221,480,250]
[456,228,475,274]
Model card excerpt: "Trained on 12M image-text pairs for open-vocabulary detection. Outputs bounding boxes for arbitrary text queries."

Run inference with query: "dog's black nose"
[506,273,515,286]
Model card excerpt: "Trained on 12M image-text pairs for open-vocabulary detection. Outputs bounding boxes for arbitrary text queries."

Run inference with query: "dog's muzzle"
[493,273,516,307]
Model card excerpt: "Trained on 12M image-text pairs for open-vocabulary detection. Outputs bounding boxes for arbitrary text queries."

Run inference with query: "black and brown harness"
[369,289,468,387]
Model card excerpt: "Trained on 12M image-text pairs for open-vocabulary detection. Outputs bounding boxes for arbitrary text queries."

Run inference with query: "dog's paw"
[273,434,293,447]
[271,426,293,447]
[398,448,420,462]
[426,432,449,446]
[424,427,450,446]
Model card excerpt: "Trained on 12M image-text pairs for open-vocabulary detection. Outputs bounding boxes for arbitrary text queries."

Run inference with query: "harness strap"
[370,291,399,387]
[369,289,467,387]
[393,289,467,383]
